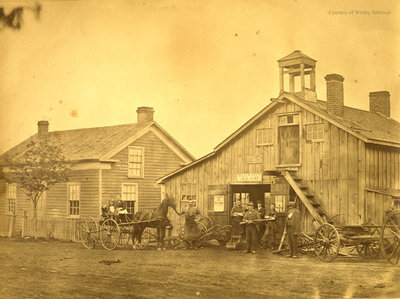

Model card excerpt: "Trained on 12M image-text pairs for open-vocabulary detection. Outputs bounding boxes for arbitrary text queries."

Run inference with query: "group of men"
[230,199,301,257]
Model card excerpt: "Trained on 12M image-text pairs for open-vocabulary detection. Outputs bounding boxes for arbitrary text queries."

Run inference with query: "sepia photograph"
[0,0,399,298]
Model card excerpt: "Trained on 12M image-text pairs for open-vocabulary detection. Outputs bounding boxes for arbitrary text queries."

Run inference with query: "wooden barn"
[158,51,400,234]
[0,107,194,239]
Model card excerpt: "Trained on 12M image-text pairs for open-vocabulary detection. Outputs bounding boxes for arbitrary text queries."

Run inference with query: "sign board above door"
[237,173,262,182]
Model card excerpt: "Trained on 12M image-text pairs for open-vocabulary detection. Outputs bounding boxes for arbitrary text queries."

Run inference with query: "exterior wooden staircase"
[265,170,325,224]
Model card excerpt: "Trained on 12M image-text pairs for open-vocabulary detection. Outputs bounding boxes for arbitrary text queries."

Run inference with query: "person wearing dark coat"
[242,202,261,254]
[182,200,201,249]
[261,203,278,249]
[286,201,301,258]
[230,200,245,236]
[256,201,266,243]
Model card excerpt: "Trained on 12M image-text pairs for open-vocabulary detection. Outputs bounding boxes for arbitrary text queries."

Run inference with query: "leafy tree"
[7,138,72,238]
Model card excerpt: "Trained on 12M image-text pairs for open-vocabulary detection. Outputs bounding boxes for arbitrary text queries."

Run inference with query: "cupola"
[278,50,317,101]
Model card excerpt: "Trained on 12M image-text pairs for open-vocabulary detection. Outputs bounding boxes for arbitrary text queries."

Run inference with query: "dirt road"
[0,237,399,298]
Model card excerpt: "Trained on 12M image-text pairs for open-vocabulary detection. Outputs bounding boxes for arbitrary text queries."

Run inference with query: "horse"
[131,193,182,250]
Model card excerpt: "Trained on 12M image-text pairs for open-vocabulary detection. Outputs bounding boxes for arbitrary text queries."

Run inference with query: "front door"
[207,184,230,226]
[278,125,299,164]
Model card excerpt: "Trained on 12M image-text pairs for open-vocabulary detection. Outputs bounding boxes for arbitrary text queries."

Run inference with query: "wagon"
[312,210,400,264]
[80,213,159,250]
[176,216,232,247]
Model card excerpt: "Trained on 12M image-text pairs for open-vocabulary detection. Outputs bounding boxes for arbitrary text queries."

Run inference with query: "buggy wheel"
[117,232,131,248]
[314,223,340,262]
[381,210,400,265]
[141,227,158,248]
[100,219,120,250]
[80,217,98,249]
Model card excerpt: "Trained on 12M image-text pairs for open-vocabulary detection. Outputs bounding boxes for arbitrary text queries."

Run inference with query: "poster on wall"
[213,195,225,212]
[274,195,286,212]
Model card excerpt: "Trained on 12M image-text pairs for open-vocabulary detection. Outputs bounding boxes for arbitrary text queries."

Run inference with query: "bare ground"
[0,237,399,299]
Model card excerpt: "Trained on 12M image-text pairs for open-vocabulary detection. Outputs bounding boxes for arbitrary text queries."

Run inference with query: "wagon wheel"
[196,222,208,242]
[196,215,213,229]
[354,223,381,259]
[380,210,400,265]
[117,231,131,248]
[355,241,380,259]
[314,223,340,262]
[141,227,158,248]
[100,219,120,250]
[80,217,98,249]
[216,225,232,244]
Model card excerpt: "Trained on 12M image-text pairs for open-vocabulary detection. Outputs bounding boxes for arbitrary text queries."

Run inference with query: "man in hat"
[242,202,261,254]
[286,200,301,258]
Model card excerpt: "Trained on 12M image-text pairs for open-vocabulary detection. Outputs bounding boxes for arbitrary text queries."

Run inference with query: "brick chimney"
[37,120,49,135]
[325,74,344,117]
[369,91,390,117]
[136,107,154,124]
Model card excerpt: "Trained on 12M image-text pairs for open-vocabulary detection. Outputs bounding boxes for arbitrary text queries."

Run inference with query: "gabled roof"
[216,92,400,150]
[278,50,317,63]
[0,122,195,165]
[158,92,400,183]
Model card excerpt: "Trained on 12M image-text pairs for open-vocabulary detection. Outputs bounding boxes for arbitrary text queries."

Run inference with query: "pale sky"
[0,0,399,158]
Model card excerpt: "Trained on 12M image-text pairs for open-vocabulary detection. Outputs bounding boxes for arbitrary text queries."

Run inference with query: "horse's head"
[162,193,182,215]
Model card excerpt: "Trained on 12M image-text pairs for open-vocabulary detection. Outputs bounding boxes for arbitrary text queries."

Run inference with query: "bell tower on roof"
[278,50,317,101]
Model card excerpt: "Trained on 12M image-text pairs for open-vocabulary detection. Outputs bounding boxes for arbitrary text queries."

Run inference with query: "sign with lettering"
[213,195,225,212]
[237,173,262,182]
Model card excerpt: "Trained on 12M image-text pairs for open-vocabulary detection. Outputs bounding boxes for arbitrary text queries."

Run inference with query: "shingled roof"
[295,96,400,145]
[0,121,194,165]
[215,92,400,150]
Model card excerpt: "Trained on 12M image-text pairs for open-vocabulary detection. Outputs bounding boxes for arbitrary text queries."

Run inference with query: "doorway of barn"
[229,184,271,225]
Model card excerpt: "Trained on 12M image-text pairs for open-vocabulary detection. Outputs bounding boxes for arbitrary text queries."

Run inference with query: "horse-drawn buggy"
[80,195,180,250]
[80,195,233,250]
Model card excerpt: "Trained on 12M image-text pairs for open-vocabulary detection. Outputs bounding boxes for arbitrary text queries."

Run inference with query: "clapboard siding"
[102,131,185,211]
[45,169,99,218]
[162,100,399,230]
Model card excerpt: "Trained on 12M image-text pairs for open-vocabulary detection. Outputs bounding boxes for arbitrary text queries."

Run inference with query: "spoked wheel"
[314,223,340,262]
[100,219,120,250]
[141,227,158,248]
[80,217,98,249]
[355,241,380,259]
[117,232,131,248]
[196,222,208,243]
[381,210,400,265]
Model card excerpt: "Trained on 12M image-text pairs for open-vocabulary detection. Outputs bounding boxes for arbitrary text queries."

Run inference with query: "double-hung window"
[122,183,138,214]
[6,183,16,215]
[68,183,80,217]
[128,146,144,177]
[181,183,197,210]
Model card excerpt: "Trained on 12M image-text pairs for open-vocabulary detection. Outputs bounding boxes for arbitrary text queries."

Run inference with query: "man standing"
[286,201,301,258]
[243,202,261,254]
[261,203,278,249]
[230,200,245,236]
